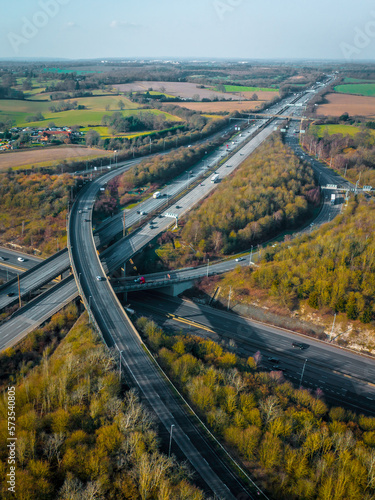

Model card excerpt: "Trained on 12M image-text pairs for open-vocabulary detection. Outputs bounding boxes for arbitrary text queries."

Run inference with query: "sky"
[1,0,375,62]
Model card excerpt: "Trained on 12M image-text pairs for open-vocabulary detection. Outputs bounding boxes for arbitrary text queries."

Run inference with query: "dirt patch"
[116,81,243,101]
[316,93,375,118]
[165,101,268,113]
[0,146,109,170]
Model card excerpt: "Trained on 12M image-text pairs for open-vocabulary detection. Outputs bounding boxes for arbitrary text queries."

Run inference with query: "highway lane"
[0,276,78,351]
[131,293,375,415]
[0,249,70,312]
[0,246,42,270]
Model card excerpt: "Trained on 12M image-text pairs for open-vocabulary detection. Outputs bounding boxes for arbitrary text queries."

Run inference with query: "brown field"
[165,100,269,113]
[116,80,241,101]
[0,146,110,170]
[316,93,375,118]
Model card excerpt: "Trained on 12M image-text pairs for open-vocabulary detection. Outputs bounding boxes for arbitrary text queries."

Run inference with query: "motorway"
[0,79,335,349]
[131,293,375,416]
[69,156,257,499]
[66,79,337,499]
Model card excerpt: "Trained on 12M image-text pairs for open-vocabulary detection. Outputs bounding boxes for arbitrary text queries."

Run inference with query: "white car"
[235,257,244,262]
[17,257,25,262]
[96,276,105,281]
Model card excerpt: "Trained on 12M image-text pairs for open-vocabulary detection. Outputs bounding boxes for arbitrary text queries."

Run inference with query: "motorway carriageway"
[67,79,336,499]
[131,293,375,417]
[0,79,335,351]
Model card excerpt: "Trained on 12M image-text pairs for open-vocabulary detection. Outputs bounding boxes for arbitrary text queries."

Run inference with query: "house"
[39,130,72,142]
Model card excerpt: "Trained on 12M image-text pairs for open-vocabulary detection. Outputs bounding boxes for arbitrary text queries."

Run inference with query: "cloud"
[109,20,142,30]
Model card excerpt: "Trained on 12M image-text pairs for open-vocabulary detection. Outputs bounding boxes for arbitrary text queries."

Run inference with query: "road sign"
[165,213,178,219]
[363,185,373,192]
[326,184,337,189]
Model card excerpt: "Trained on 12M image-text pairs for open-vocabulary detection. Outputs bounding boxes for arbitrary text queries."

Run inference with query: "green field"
[222,85,278,93]
[334,83,375,96]
[0,98,181,129]
[343,77,375,84]
[310,124,375,137]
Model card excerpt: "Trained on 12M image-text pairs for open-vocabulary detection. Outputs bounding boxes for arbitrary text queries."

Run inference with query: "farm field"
[343,77,375,83]
[115,81,242,100]
[0,99,180,128]
[310,123,375,137]
[334,83,375,96]
[168,100,268,113]
[222,84,278,93]
[0,146,109,170]
[316,93,375,118]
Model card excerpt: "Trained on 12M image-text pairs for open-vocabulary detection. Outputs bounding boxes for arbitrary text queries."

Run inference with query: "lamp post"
[330,313,337,342]
[119,350,123,381]
[88,296,92,324]
[299,359,308,387]
[206,258,209,277]
[249,245,253,266]
[168,424,175,457]
[78,272,81,289]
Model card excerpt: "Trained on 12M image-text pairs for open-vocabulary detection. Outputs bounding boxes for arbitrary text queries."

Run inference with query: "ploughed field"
[316,93,375,118]
[0,146,109,170]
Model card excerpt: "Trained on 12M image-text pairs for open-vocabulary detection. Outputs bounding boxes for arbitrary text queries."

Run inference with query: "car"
[158,214,163,218]
[235,257,244,262]
[79,210,82,214]
[17,257,25,262]
[137,210,141,214]
[0,256,4,261]
[140,211,146,215]
[175,205,181,209]
[7,292,15,297]
[272,365,281,370]
[149,224,154,229]
[309,223,314,227]
[268,357,280,363]
[96,276,105,281]
[85,219,90,222]
[134,276,146,284]
[292,342,304,349]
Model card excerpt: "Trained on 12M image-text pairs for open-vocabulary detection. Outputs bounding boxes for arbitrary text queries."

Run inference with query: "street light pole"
[330,313,337,342]
[89,296,92,324]
[168,424,175,457]
[119,350,123,381]
[206,258,209,277]
[299,359,308,387]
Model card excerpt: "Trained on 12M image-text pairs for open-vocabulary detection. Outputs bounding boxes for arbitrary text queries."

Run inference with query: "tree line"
[180,134,318,257]
[0,313,205,500]
[249,196,375,324]
[137,316,375,500]
[0,171,74,256]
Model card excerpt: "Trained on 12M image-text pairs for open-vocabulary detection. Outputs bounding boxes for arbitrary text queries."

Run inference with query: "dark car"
[268,357,280,363]
[7,292,15,297]
[292,342,304,350]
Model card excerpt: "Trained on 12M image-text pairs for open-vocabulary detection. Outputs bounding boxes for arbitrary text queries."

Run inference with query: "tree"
[85,130,100,147]
[118,100,125,110]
